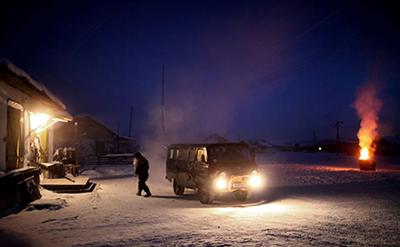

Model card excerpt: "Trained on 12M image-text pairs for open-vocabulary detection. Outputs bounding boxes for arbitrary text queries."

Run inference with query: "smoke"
[135,10,298,179]
[354,83,382,158]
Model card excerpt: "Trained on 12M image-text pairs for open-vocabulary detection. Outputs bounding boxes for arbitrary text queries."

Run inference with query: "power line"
[294,0,352,42]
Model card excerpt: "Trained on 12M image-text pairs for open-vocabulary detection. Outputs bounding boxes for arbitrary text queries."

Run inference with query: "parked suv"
[166,142,264,204]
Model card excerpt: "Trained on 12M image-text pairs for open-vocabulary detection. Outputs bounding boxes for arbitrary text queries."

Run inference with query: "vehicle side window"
[169,149,174,160]
[189,148,197,161]
[196,148,207,162]
[179,149,189,161]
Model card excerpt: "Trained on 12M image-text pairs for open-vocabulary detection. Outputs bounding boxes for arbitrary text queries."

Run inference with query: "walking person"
[133,152,152,197]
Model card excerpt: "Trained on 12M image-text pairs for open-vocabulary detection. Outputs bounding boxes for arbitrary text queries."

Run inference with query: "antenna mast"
[161,64,166,134]
[128,106,133,137]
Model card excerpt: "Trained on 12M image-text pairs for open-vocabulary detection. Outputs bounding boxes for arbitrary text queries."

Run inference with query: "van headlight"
[248,170,262,187]
[215,172,228,190]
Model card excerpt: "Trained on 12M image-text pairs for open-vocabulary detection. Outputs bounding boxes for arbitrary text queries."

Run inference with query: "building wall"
[55,117,115,140]
[0,80,28,171]
[54,117,138,164]
[0,89,7,171]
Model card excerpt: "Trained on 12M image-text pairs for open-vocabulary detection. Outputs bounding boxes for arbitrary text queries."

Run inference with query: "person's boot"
[136,192,141,196]
[144,192,152,197]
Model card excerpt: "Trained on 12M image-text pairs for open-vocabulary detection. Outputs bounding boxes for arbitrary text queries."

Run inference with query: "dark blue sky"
[1,0,399,143]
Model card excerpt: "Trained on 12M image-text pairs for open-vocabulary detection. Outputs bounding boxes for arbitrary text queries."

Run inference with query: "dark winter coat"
[135,157,149,179]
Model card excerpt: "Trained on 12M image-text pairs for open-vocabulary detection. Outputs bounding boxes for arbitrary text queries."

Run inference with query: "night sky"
[1,0,399,143]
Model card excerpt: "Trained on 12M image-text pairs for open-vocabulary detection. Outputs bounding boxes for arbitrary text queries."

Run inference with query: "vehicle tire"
[234,190,248,201]
[198,189,213,204]
[173,179,185,195]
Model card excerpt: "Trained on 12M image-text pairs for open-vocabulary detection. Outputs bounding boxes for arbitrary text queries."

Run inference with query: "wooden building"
[0,59,72,213]
[54,114,139,165]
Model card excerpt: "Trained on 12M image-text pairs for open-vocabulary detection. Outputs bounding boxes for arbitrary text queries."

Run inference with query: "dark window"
[209,146,251,162]
[6,104,23,170]
[178,149,189,161]
[189,148,197,161]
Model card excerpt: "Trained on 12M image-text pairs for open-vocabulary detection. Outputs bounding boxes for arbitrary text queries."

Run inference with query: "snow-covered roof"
[0,58,66,110]
[71,114,136,141]
[203,133,229,143]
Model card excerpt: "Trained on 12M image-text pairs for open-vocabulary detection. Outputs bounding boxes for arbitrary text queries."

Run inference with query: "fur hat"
[133,152,143,159]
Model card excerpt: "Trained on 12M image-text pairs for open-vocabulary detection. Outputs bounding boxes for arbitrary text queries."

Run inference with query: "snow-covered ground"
[1,152,400,246]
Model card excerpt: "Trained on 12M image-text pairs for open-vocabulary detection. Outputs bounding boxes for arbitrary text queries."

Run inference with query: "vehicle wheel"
[234,190,248,201]
[198,189,213,204]
[173,179,185,195]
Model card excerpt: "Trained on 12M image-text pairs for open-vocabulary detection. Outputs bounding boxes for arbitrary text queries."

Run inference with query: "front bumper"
[215,174,263,193]
[228,175,251,192]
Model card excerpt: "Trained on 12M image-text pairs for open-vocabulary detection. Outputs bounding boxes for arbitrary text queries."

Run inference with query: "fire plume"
[359,147,369,160]
[354,84,381,160]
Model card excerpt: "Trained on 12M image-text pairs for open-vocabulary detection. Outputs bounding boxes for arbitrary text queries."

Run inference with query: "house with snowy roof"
[54,114,139,165]
[0,59,72,213]
[203,133,228,143]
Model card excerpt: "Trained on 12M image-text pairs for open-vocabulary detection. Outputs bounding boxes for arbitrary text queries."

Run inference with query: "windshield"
[209,146,253,163]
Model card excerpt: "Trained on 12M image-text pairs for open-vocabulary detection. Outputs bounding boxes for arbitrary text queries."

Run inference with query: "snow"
[1,152,400,246]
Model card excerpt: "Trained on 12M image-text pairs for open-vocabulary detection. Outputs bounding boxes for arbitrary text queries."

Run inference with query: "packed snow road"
[1,153,400,246]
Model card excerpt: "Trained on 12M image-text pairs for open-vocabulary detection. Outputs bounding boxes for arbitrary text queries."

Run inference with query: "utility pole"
[333,121,346,154]
[334,121,343,143]
[117,122,120,153]
[74,121,78,148]
[161,64,166,135]
[128,106,133,137]
[74,121,79,165]
[313,129,316,147]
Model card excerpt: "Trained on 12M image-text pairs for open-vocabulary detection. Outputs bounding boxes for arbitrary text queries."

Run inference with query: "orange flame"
[354,84,381,160]
[359,147,369,160]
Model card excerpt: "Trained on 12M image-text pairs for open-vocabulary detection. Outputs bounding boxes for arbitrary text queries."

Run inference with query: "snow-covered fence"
[81,153,134,166]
